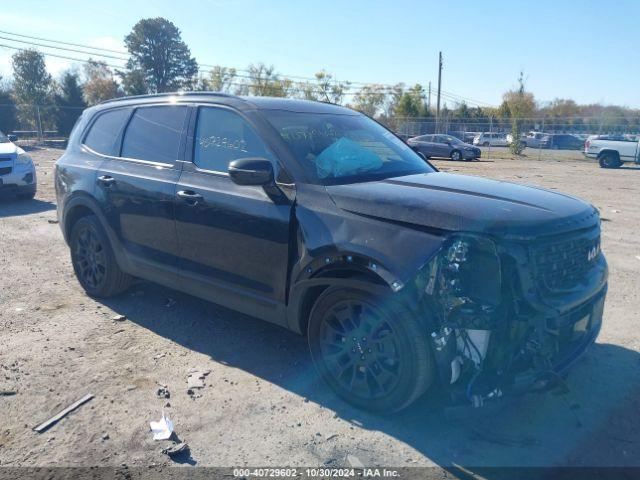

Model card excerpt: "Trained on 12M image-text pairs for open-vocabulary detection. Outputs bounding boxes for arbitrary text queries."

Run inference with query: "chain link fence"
[389,115,640,161]
[0,103,80,149]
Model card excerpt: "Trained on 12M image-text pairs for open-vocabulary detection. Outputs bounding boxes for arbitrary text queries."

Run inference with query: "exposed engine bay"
[413,232,607,407]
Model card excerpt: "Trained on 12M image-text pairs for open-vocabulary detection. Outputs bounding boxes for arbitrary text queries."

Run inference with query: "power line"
[0,31,496,106]
[0,35,129,62]
[0,43,125,70]
[0,29,129,55]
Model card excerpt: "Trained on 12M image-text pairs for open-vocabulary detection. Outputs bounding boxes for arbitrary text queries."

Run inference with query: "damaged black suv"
[55,93,608,413]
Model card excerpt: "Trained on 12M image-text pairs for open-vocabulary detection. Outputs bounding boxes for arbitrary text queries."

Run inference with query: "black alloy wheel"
[70,215,132,297]
[73,224,107,290]
[318,299,402,399]
[308,288,434,413]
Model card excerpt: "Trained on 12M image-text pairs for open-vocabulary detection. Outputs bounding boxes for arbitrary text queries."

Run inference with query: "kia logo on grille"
[587,243,600,262]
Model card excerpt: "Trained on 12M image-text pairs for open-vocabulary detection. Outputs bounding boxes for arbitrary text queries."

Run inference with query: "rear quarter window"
[121,106,188,163]
[83,108,131,156]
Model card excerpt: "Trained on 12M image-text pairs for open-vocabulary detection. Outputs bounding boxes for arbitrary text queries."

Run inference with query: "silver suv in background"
[407,134,481,161]
[473,132,509,147]
[0,131,37,199]
[521,131,547,148]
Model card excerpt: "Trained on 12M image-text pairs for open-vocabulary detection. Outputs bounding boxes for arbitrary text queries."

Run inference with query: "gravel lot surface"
[1,148,639,471]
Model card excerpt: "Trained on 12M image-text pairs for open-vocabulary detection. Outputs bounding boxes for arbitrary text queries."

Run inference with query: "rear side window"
[193,107,273,172]
[84,108,131,156]
[122,106,187,163]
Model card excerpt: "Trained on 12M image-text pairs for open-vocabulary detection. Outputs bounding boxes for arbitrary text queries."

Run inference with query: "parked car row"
[400,129,640,155]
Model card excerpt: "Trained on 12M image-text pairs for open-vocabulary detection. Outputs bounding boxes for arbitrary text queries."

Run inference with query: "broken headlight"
[422,234,503,330]
[418,234,506,389]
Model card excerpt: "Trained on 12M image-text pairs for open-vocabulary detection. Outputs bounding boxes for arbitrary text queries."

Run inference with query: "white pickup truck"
[584,135,640,168]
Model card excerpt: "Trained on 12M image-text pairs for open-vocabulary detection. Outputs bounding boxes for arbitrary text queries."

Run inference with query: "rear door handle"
[177,190,203,204]
[97,175,115,187]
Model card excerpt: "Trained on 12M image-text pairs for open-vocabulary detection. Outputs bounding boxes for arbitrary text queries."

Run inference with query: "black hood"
[325,172,599,239]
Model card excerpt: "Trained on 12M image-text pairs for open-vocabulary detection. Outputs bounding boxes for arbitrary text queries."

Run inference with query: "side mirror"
[228,157,274,186]
[414,150,427,161]
[7,134,17,142]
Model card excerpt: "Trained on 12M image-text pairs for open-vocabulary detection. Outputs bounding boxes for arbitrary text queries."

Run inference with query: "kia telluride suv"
[55,93,608,413]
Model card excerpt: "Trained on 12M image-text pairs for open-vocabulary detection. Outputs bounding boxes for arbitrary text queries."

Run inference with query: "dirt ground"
[1,148,639,472]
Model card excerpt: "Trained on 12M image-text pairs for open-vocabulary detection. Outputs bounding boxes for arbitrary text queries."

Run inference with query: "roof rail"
[98,91,239,105]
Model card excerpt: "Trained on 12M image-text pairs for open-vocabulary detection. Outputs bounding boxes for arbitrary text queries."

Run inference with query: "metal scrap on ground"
[33,393,94,433]
[186,369,211,389]
[162,442,189,458]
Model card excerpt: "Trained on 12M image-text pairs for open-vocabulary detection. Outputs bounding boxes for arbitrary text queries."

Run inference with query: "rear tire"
[482,142,490,146]
[308,288,434,413]
[70,215,132,298]
[450,150,462,161]
[599,153,622,168]
[18,191,36,200]
[18,185,36,200]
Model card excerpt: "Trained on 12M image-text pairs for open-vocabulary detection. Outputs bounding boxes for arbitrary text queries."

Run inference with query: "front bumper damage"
[411,231,608,408]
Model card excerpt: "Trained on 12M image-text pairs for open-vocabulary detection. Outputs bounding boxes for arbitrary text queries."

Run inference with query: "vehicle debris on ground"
[33,393,94,433]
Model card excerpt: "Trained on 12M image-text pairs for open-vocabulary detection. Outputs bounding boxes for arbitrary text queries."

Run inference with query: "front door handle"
[177,190,203,205]
[97,175,115,187]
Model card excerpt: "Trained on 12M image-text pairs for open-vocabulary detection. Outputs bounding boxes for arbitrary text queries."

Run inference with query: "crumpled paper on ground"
[149,411,173,440]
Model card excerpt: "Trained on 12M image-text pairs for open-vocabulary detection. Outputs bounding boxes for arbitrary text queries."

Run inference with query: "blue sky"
[1,0,639,108]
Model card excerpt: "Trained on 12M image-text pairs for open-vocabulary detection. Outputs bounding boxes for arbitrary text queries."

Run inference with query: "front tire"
[308,288,434,413]
[70,215,132,298]
[450,150,462,161]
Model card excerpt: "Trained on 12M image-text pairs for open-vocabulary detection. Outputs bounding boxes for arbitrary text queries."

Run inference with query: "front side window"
[122,106,187,163]
[84,108,131,156]
[193,107,274,172]
[262,110,434,185]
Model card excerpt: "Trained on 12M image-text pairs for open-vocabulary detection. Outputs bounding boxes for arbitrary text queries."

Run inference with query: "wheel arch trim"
[62,194,129,270]
[597,149,621,159]
[287,260,396,335]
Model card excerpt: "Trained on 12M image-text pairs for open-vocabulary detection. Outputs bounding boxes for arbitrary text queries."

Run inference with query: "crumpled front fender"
[286,184,447,333]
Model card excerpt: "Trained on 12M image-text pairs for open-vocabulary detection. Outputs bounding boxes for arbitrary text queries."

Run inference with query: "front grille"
[531,230,600,292]
[0,166,11,175]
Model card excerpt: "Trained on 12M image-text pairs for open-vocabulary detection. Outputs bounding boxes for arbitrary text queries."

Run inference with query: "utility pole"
[427,81,431,112]
[436,51,443,133]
